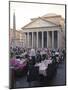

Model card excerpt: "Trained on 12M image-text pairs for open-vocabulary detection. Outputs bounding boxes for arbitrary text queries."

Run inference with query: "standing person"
[55,51,60,63]
[30,48,36,65]
[36,50,41,63]
[41,49,47,60]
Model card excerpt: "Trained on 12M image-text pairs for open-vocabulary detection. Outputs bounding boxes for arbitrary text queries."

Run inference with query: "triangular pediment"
[22,17,57,29]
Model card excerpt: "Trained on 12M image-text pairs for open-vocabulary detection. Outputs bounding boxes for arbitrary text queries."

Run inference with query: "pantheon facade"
[22,14,65,49]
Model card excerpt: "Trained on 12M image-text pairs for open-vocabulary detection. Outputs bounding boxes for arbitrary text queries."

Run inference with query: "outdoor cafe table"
[10,58,27,70]
[10,58,28,78]
[35,60,52,76]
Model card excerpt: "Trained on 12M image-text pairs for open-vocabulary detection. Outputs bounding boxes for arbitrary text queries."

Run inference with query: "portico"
[24,30,59,49]
[22,14,65,49]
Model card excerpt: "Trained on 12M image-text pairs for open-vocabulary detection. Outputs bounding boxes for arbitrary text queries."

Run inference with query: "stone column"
[58,31,60,49]
[33,32,35,48]
[29,33,32,48]
[42,31,44,48]
[36,32,38,48]
[25,32,27,48]
[27,32,29,48]
[32,32,33,48]
[52,31,54,49]
[47,31,49,48]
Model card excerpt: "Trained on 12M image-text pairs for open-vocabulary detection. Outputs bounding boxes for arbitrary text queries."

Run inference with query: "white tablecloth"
[35,60,52,76]
[20,59,27,64]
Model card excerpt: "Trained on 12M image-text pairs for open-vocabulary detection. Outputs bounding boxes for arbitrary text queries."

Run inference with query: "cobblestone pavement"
[15,60,66,88]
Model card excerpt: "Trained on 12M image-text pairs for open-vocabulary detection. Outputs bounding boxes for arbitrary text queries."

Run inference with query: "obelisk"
[13,11,16,48]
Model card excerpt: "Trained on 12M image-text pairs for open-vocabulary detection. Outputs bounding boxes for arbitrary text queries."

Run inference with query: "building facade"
[9,29,25,48]
[21,14,65,49]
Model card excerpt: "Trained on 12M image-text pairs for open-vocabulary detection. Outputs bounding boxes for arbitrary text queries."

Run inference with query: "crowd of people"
[10,46,66,64]
[10,46,66,88]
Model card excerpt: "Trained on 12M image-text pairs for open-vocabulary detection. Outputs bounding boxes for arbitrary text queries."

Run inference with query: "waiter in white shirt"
[30,48,36,65]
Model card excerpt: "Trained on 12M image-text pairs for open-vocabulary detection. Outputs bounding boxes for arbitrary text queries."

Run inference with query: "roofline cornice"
[22,25,61,30]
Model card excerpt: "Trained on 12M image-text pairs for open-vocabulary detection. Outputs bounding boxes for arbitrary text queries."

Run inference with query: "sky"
[10,2,65,30]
